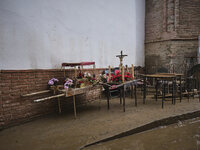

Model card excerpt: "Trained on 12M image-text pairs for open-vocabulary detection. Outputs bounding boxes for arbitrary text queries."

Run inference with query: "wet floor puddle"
[84,118,200,150]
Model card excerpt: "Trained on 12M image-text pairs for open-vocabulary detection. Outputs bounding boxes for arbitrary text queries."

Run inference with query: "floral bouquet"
[81,72,97,85]
[48,78,59,86]
[111,72,122,83]
[64,78,73,90]
[48,78,59,93]
[111,72,133,83]
[100,74,109,83]
[124,72,133,81]
[100,70,133,83]
[85,74,96,84]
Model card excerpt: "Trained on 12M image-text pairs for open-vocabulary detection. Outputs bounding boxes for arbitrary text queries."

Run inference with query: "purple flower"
[64,78,73,88]
[48,78,59,86]
[52,78,59,82]
[68,79,73,82]
[48,80,54,85]
[64,85,69,89]
[64,82,69,89]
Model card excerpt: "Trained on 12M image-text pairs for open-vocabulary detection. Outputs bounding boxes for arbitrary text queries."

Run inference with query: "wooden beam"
[21,90,51,97]
[132,64,134,78]
[109,65,111,82]
[74,66,77,78]
[34,93,65,102]
[122,66,125,83]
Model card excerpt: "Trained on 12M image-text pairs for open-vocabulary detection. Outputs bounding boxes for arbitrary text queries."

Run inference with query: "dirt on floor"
[85,117,200,150]
[0,95,200,150]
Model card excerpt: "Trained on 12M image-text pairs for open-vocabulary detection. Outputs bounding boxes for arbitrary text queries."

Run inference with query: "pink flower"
[115,70,120,75]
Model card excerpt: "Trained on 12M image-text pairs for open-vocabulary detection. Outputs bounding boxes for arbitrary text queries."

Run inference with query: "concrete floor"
[0,95,200,150]
[85,117,200,150]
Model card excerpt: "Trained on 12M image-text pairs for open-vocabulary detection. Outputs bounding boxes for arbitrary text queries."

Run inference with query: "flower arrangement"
[100,74,108,83]
[77,79,85,88]
[85,72,96,84]
[100,70,133,83]
[124,72,133,81]
[84,72,91,77]
[112,72,133,82]
[64,78,73,89]
[78,72,84,79]
[48,78,59,86]
[78,72,97,86]
[111,72,122,82]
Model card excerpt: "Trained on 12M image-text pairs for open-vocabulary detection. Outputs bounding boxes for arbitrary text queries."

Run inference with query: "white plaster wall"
[0,0,145,69]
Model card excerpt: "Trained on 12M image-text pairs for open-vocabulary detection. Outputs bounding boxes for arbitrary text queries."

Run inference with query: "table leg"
[174,77,176,105]
[120,88,122,104]
[143,76,146,104]
[180,76,182,102]
[188,78,190,102]
[107,88,110,109]
[130,84,133,98]
[123,85,125,112]
[162,80,165,109]
[172,78,174,104]
[58,97,61,114]
[134,84,137,107]
[162,80,164,108]
[155,78,158,101]
[73,95,77,119]
[198,81,200,102]
[193,79,195,99]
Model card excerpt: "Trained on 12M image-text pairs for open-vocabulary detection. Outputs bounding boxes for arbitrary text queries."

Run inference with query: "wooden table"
[158,73,184,102]
[33,85,102,119]
[142,74,178,108]
[102,80,137,112]
[63,85,102,118]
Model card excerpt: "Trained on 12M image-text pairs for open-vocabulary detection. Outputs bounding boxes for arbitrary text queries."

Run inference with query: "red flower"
[126,72,131,76]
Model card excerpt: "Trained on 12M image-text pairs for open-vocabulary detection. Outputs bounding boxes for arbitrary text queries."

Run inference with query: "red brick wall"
[0,68,104,129]
[178,0,200,38]
[145,40,198,73]
[145,0,164,42]
[145,0,200,73]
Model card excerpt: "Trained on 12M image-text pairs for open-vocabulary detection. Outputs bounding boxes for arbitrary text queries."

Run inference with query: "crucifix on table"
[116,50,128,72]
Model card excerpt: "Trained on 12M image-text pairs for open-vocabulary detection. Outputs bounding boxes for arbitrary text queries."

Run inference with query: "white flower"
[88,73,91,77]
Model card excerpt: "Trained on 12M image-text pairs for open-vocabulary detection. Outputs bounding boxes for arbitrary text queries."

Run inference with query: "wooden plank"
[21,90,51,97]
[142,74,176,78]
[74,66,77,78]
[34,93,65,102]
[122,66,124,83]
[155,91,200,99]
[132,64,134,78]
